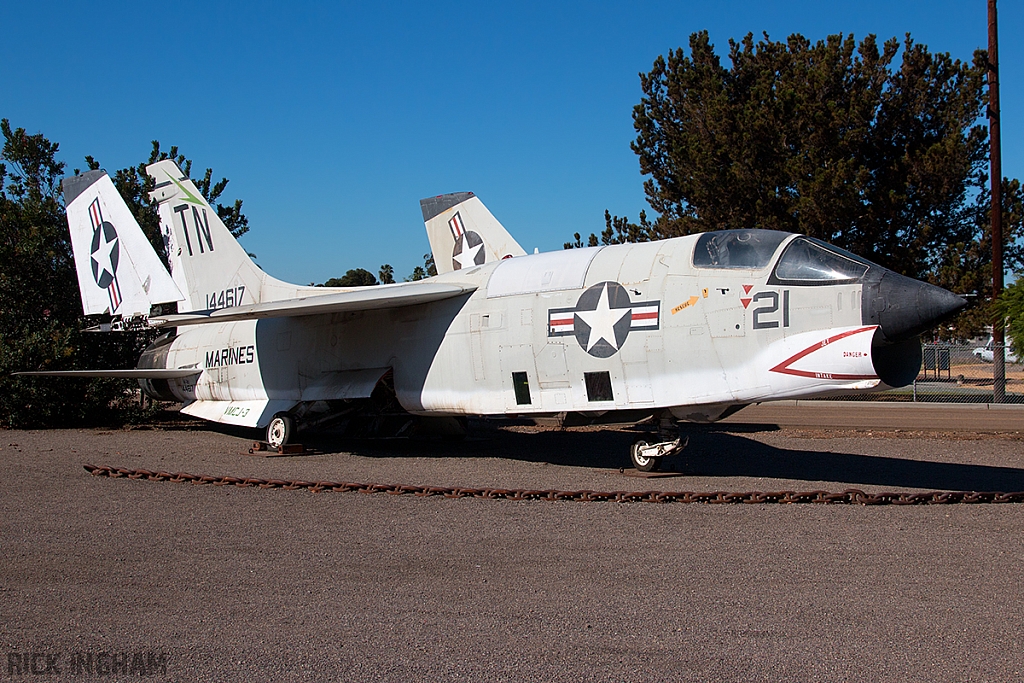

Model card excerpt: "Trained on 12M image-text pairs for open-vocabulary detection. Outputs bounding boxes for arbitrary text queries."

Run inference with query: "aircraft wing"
[15,368,201,379]
[149,281,476,327]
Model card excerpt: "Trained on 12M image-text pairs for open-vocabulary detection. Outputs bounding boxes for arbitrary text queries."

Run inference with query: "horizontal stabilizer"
[15,368,201,379]
[150,281,476,327]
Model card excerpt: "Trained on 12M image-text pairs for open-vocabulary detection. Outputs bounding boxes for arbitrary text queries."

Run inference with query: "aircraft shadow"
[677,430,1024,492]
[171,411,1024,492]
[301,424,1024,492]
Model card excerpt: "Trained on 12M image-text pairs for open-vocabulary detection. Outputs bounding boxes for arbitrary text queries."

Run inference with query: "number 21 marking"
[752,290,790,329]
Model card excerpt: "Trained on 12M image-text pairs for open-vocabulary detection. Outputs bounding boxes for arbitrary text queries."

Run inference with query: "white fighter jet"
[24,162,965,471]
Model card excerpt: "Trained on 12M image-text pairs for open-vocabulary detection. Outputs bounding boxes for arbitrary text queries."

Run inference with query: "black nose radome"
[862,270,967,342]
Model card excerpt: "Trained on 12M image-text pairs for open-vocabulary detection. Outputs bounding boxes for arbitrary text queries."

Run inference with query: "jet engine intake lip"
[870,329,923,389]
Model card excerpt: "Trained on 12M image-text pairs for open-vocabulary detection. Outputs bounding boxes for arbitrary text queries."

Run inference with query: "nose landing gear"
[630,414,689,472]
[629,436,688,472]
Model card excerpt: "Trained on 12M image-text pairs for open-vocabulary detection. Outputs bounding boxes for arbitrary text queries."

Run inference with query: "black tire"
[630,440,660,472]
[266,413,295,448]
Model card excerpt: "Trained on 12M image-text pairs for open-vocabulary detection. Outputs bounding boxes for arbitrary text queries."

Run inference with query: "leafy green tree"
[406,252,437,282]
[996,279,1024,356]
[379,263,395,284]
[563,231,598,249]
[84,141,250,267]
[319,268,378,287]
[0,120,152,427]
[930,179,1024,337]
[0,121,256,427]
[582,31,1022,337]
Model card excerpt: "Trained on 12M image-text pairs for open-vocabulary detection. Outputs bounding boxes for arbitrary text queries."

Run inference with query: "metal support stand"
[248,441,309,456]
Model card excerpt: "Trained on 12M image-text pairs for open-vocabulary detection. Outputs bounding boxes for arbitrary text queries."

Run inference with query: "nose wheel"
[630,440,660,472]
[266,413,296,448]
[630,435,688,472]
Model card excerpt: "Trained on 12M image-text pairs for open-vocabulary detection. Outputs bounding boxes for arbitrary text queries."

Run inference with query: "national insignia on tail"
[87,197,122,312]
[449,212,486,270]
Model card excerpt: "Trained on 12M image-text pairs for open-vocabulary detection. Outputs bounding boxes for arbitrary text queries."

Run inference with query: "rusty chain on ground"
[82,464,1024,505]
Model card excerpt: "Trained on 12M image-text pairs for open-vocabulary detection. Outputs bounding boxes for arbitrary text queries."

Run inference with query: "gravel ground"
[2,411,1024,681]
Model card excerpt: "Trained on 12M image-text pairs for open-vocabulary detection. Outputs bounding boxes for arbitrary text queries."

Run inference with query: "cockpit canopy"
[692,230,788,270]
[693,229,873,285]
[770,237,870,284]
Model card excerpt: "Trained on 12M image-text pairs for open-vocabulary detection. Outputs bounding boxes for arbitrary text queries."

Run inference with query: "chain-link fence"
[828,342,1024,403]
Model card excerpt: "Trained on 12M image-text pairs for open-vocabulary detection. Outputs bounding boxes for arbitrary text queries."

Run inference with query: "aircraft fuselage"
[139,230,954,428]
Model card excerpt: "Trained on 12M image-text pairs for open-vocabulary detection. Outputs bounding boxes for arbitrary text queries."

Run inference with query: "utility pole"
[989,0,1006,403]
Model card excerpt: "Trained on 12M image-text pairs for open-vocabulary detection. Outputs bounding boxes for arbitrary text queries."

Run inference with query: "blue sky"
[3,1,1021,284]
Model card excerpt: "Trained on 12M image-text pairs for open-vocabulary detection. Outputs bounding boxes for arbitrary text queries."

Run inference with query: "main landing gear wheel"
[266,413,295,448]
[630,440,661,472]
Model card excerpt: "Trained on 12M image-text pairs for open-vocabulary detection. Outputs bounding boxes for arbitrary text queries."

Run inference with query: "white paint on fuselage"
[153,233,879,421]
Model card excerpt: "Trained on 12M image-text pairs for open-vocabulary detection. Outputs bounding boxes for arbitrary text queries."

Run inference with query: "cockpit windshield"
[770,237,870,284]
[692,230,789,270]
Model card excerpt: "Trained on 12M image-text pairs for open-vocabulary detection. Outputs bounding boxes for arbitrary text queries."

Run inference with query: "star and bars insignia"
[87,197,122,312]
[548,281,660,358]
[449,212,486,270]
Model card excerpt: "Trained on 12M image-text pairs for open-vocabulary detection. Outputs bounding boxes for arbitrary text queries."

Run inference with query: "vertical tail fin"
[146,160,308,312]
[420,193,526,275]
[63,170,184,320]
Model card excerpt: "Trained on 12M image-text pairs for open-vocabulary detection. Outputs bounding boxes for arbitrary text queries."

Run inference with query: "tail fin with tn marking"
[146,160,317,313]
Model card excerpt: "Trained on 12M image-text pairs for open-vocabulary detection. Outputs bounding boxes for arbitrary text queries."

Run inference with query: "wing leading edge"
[15,368,201,379]
[149,281,477,327]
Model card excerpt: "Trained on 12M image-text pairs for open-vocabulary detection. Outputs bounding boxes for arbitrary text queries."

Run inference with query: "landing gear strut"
[629,437,687,472]
[630,415,689,472]
[630,440,658,472]
[266,413,296,448]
